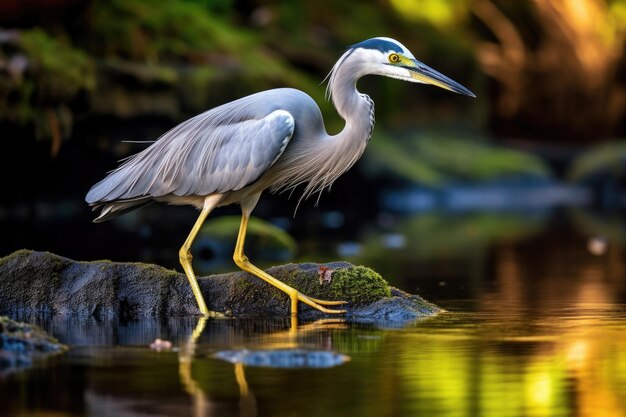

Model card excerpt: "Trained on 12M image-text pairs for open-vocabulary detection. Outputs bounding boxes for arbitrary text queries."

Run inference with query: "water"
[2,208,626,416]
[1,303,625,415]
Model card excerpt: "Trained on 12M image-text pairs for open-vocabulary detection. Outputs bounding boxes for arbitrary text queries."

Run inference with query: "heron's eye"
[388,53,400,63]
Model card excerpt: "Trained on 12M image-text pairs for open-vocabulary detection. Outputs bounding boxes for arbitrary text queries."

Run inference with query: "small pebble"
[150,338,172,351]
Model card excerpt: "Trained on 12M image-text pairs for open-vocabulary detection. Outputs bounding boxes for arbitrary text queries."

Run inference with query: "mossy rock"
[0,315,67,373]
[280,266,391,305]
[0,250,440,322]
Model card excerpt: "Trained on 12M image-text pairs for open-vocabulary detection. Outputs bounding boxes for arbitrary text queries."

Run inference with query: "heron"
[86,37,474,316]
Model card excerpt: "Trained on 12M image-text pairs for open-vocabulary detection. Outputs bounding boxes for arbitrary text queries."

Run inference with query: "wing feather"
[86,106,294,204]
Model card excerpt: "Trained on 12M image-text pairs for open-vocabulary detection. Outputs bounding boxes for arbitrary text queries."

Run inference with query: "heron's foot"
[233,254,347,315]
[307,297,348,306]
[293,291,347,315]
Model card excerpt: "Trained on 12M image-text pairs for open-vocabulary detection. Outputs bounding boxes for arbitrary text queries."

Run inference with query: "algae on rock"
[0,250,440,322]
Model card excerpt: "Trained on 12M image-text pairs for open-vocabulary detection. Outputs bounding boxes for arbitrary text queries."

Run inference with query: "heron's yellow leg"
[179,316,209,417]
[308,297,348,306]
[234,362,257,417]
[179,196,222,315]
[235,363,249,397]
[233,213,347,316]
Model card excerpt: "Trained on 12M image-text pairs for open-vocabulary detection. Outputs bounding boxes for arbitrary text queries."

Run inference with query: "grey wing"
[86,109,295,204]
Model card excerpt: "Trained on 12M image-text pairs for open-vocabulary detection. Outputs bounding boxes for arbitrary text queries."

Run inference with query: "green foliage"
[364,132,446,185]
[0,0,481,144]
[367,213,544,258]
[351,212,546,288]
[389,0,471,27]
[90,0,244,61]
[88,0,317,87]
[19,29,94,100]
[567,140,626,182]
[0,29,94,126]
[86,0,323,119]
[364,130,551,185]
[192,215,295,273]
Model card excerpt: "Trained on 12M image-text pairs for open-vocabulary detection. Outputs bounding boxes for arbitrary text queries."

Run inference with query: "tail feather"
[91,197,154,223]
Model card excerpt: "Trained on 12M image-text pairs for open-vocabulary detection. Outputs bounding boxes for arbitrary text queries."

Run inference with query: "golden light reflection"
[179,316,212,417]
[524,362,558,417]
[474,235,626,417]
[169,228,626,417]
[392,230,626,417]
[396,321,626,417]
[565,340,588,370]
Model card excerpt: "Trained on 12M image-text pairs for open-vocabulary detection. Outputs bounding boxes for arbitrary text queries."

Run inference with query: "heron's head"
[329,37,475,98]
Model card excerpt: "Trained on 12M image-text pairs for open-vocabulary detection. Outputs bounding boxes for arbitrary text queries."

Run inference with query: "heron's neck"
[264,67,375,202]
[330,71,375,144]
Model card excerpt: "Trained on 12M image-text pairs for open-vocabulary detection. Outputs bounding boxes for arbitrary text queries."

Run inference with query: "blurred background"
[1,0,626,303]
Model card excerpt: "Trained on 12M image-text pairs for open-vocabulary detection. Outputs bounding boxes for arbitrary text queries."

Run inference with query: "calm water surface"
[2,214,626,417]
[1,302,625,417]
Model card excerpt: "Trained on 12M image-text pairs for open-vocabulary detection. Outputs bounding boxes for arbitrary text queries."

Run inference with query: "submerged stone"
[215,348,349,368]
[0,250,440,321]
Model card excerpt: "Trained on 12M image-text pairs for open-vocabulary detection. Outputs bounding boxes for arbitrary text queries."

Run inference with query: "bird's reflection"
[234,362,256,417]
[178,316,349,417]
[179,316,213,417]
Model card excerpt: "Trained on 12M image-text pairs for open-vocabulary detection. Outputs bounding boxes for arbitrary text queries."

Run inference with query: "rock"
[214,349,350,368]
[0,250,441,321]
[0,315,66,375]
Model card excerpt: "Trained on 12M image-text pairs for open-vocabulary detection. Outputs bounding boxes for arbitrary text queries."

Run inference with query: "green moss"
[328,266,391,304]
[278,266,391,305]
[234,279,252,292]
[131,262,179,280]
[567,140,626,182]
[0,249,33,268]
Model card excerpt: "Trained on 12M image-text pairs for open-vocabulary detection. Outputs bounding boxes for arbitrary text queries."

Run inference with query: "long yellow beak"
[408,59,476,97]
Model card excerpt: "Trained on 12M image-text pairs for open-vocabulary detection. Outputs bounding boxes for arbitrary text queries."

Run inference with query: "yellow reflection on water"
[396,314,626,417]
[393,235,626,417]
[170,232,626,417]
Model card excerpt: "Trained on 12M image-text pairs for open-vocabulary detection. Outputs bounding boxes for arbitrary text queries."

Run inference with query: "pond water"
[2,209,626,417]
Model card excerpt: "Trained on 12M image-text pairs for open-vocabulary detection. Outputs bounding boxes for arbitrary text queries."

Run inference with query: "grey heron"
[86,37,475,316]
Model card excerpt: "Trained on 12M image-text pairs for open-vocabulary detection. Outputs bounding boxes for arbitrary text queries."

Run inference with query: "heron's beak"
[407,59,476,98]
